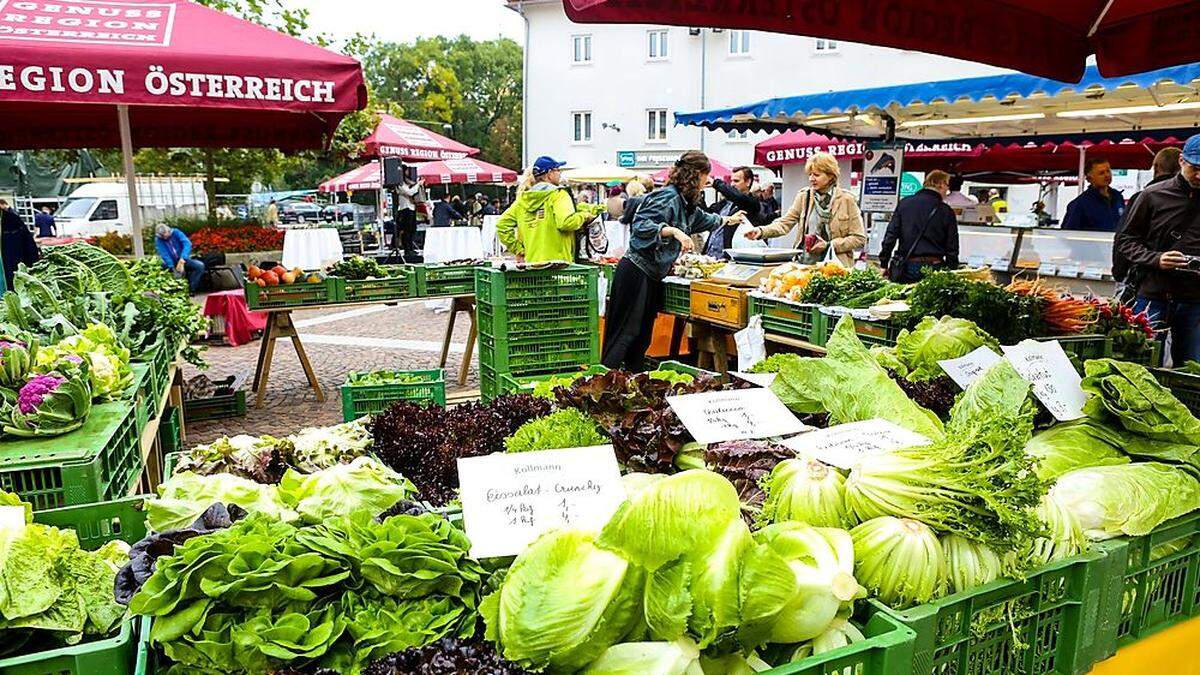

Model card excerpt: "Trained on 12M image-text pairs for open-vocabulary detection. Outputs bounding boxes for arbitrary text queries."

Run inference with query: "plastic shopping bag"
[735,315,767,372]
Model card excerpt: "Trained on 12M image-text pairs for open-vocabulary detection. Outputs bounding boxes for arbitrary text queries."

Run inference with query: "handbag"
[887,204,942,280]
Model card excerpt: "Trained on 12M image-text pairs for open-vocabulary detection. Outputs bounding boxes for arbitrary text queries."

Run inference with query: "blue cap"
[1183,134,1200,165]
[532,156,567,174]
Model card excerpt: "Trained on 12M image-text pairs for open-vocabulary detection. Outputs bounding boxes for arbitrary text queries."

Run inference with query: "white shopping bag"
[735,315,767,372]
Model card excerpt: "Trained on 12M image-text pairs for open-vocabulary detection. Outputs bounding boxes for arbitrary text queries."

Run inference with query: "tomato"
[272,265,288,277]
[247,265,262,281]
[254,278,267,287]
[261,271,280,286]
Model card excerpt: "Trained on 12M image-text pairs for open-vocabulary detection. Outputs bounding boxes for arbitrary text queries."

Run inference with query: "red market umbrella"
[563,1,1200,82]
[319,158,517,193]
[360,114,479,161]
[650,158,734,185]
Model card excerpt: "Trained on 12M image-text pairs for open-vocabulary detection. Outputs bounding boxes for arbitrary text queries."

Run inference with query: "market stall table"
[423,227,484,263]
[203,289,267,347]
[282,228,344,270]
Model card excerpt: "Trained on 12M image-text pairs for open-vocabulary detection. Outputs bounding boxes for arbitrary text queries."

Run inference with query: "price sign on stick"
[939,346,1003,390]
[667,388,808,445]
[1002,340,1087,421]
[457,445,624,559]
[780,419,933,470]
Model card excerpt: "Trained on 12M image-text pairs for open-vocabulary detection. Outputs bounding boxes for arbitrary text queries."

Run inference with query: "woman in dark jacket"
[601,151,743,371]
[0,200,38,292]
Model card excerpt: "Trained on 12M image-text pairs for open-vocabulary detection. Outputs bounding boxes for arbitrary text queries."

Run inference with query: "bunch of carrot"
[1006,278,1098,335]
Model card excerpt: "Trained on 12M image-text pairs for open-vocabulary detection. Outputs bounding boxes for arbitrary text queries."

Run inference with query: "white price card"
[938,346,1003,390]
[1002,340,1087,421]
[780,419,933,470]
[457,445,625,559]
[731,371,776,388]
[667,388,808,445]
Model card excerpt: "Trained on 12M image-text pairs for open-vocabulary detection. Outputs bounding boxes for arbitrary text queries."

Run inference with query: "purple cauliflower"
[18,375,64,414]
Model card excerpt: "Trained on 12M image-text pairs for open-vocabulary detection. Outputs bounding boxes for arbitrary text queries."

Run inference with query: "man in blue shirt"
[154,224,205,293]
[1061,158,1125,231]
[33,207,56,238]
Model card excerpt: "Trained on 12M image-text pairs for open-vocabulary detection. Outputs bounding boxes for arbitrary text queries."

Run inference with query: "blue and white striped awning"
[676,63,1200,142]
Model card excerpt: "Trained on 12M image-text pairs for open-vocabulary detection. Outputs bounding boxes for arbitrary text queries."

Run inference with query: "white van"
[55,180,208,238]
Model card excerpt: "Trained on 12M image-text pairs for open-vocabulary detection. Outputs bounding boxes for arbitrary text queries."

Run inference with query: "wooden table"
[250,297,478,407]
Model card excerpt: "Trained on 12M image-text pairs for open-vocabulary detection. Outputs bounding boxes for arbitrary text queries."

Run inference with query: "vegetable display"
[173,418,374,481]
[347,370,434,386]
[878,315,1000,382]
[672,254,726,280]
[504,408,607,453]
[328,256,393,281]
[5,366,92,438]
[1051,462,1200,539]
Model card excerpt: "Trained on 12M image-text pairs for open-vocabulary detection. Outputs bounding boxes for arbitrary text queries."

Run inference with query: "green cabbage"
[752,522,861,643]
[1024,419,1132,481]
[888,316,1000,381]
[1081,359,1200,469]
[35,323,132,401]
[482,529,643,672]
[1051,462,1200,539]
[148,471,294,532]
[851,517,946,608]
[277,456,413,523]
[942,535,1003,594]
[760,458,852,528]
[1025,493,1086,565]
[581,638,703,675]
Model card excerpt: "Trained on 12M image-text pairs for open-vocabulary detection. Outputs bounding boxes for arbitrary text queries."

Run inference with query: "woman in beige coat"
[746,152,865,266]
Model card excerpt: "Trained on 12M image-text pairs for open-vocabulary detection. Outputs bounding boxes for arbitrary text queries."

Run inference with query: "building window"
[647,29,668,59]
[727,129,749,141]
[572,111,592,143]
[647,109,668,142]
[572,34,592,63]
[815,38,838,52]
[728,29,750,56]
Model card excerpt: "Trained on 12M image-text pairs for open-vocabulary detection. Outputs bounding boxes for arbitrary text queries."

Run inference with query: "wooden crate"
[689,280,749,329]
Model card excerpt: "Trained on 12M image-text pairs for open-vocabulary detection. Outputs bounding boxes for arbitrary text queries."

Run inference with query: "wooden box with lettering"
[690,281,748,330]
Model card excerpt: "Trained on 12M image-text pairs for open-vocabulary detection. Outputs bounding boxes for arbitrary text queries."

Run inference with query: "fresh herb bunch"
[798,267,889,306]
[905,271,1043,344]
[328,256,390,280]
[118,259,208,367]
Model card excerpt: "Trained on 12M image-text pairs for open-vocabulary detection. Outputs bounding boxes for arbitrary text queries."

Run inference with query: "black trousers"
[602,258,663,371]
[398,208,417,253]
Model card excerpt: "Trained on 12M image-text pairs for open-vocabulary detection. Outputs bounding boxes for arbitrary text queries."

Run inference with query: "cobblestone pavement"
[183,298,478,445]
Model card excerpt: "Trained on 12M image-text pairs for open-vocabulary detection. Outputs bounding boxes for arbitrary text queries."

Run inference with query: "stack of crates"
[475,265,600,401]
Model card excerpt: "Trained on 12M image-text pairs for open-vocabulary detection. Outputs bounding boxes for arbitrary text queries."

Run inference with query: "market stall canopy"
[676,64,1200,144]
[755,131,980,168]
[563,0,1200,82]
[562,163,640,183]
[650,158,733,184]
[0,0,367,150]
[360,114,479,161]
[319,158,517,193]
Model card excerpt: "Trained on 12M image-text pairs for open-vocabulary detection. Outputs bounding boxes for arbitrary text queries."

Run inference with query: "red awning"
[360,114,480,161]
[0,0,367,150]
[562,1,1200,82]
[650,158,734,184]
[319,158,517,193]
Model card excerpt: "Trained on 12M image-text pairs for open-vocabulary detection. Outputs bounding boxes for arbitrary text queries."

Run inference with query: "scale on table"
[711,248,803,287]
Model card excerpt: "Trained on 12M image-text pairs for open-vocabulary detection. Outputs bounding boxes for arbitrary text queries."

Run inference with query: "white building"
[505,0,1010,179]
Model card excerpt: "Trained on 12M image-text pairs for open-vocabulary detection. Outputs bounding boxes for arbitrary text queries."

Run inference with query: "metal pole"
[1077,146,1086,196]
[118,105,145,257]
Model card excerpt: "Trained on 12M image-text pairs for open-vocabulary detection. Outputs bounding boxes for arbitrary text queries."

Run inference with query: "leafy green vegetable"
[580,638,702,674]
[851,517,946,608]
[278,456,414,523]
[482,529,643,672]
[328,256,396,281]
[1051,463,1200,539]
[1025,494,1086,565]
[905,271,1043,344]
[789,617,867,663]
[1081,359,1200,470]
[347,370,433,386]
[760,459,852,529]
[35,323,132,400]
[148,471,294,532]
[647,370,695,386]
[1023,419,1131,481]
[505,409,607,453]
[884,316,1000,382]
[942,535,1003,594]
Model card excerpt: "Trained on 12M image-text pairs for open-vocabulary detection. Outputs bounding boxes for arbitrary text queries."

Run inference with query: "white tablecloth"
[282,228,343,270]
[481,215,504,256]
[424,226,484,264]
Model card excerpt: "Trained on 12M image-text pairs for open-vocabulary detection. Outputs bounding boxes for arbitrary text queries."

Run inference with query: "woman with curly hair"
[602,150,744,370]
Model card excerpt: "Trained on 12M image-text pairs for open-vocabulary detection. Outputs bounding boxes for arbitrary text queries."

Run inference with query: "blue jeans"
[1132,297,1200,366]
[166,258,205,293]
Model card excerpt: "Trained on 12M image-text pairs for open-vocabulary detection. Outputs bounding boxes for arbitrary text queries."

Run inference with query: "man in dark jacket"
[759,183,781,222]
[431,194,463,227]
[879,170,958,283]
[1114,135,1200,365]
[0,199,38,292]
[702,166,761,258]
[1062,158,1125,231]
[1112,147,1181,303]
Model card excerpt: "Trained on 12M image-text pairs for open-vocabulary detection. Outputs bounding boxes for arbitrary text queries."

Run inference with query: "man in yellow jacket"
[497,156,606,263]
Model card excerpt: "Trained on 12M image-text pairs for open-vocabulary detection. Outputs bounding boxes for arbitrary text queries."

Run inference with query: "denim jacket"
[626,185,722,279]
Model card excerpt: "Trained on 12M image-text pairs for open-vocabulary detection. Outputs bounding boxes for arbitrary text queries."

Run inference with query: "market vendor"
[1061,158,1125,231]
[744,152,865,265]
[154,223,205,294]
[602,151,744,371]
[496,155,605,263]
[703,166,762,258]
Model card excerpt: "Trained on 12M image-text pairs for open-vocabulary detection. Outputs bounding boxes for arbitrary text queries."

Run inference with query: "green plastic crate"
[760,611,916,675]
[163,451,179,479]
[0,497,149,675]
[749,295,826,344]
[499,365,610,397]
[476,301,597,342]
[1093,511,1200,653]
[134,616,154,675]
[662,279,691,316]
[244,277,338,310]
[415,263,478,297]
[1151,367,1200,417]
[183,390,247,423]
[340,266,414,303]
[478,330,599,376]
[0,403,141,511]
[849,314,906,348]
[870,548,1116,675]
[157,406,182,456]
[1035,334,1112,362]
[340,368,446,421]
[475,264,598,308]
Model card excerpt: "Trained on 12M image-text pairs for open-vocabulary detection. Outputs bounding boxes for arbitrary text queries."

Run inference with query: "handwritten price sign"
[939,345,1003,390]
[780,419,933,470]
[457,445,624,559]
[667,388,808,444]
[1002,340,1086,421]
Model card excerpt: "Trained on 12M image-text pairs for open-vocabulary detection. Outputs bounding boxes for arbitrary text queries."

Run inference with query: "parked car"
[279,201,324,224]
[322,203,366,223]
